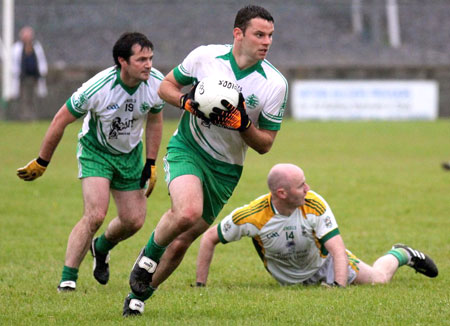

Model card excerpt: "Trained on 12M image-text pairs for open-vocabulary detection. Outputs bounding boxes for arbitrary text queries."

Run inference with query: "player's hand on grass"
[209,93,251,132]
[140,159,157,197]
[17,157,49,181]
[180,83,210,122]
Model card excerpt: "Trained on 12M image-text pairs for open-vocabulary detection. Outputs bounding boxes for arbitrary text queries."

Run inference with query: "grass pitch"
[0,119,449,325]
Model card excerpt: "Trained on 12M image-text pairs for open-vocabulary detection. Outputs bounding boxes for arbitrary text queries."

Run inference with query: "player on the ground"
[17,32,165,291]
[122,5,288,316]
[196,163,438,287]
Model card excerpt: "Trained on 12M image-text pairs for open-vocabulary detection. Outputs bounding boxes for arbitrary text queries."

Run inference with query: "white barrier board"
[291,80,439,120]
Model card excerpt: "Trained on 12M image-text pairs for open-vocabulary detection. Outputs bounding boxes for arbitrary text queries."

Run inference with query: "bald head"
[267,164,309,213]
[267,163,305,193]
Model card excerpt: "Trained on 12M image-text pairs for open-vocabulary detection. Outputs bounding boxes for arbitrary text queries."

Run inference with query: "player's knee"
[372,271,390,284]
[174,207,202,231]
[84,210,107,232]
[129,214,146,232]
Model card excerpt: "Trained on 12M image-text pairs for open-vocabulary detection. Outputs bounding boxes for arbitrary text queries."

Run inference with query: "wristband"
[36,157,49,167]
[239,119,252,132]
[146,159,156,166]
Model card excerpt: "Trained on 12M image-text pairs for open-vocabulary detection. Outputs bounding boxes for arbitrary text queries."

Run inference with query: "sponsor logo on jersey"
[218,79,242,93]
[107,103,120,111]
[108,117,135,139]
[266,231,280,239]
[245,94,259,110]
[286,240,296,253]
[324,216,332,228]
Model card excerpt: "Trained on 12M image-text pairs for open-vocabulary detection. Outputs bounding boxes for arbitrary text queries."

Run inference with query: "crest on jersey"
[73,92,87,111]
[245,94,259,110]
[140,102,151,113]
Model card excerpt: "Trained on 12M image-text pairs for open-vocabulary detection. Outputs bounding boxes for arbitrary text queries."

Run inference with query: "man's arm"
[196,226,221,286]
[140,110,163,197]
[240,127,277,154]
[324,234,349,287]
[17,104,76,181]
[144,111,163,160]
[157,70,184,107]
[38,104,77,161]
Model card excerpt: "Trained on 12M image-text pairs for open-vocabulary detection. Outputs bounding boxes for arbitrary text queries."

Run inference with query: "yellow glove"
[140,159,157,198]
[17,158,49,181]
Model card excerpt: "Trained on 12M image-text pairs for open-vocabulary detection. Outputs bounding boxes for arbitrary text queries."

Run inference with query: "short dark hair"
[234,5,274,34]
[113,32,153,68]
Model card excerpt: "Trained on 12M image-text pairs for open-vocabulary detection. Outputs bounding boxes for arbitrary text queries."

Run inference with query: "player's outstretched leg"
[90,237,110,285]
[129,247,158,297]
[392,244,438,277]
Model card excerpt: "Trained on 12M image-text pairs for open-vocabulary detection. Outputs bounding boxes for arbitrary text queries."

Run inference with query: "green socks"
[144,231,167,262]
[61,265,78,283]
[129,286,156,301]
[60,233,115,284]
[95,233,117,254]
[387,248,410,266]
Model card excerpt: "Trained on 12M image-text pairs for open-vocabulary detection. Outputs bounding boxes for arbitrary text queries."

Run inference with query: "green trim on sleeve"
[65,99,84,118]
[217,224,228,244]
[258,115,281,130]
[150,104,164,114]
[317,228,340,256]
[319,228,340,246]
[173,66,195,86]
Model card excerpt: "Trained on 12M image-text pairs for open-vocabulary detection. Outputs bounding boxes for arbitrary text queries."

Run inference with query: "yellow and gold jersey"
[218,190,340,285]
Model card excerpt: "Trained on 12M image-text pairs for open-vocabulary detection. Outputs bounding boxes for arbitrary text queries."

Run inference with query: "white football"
[194,76,240,118]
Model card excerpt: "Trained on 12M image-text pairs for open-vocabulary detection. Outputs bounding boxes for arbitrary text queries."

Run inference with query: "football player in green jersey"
[123,5,289,316]
[17,32,165,292]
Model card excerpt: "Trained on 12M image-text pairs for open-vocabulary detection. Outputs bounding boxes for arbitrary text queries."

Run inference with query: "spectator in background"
[11,26,48,120]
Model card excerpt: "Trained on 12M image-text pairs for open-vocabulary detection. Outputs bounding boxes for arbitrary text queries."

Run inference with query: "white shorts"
[302,249,359,286]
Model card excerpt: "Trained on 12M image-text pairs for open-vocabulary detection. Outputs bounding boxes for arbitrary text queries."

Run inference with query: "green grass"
[1,119,449,325]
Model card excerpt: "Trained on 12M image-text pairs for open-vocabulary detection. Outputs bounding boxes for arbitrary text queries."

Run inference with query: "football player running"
[17,32,165,292]
[196,164,438,288]
[123,5,288,316]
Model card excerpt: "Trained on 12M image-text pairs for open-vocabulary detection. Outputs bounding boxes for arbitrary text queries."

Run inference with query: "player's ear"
[117,56,128,68]
[276,188,288,199]
[233,27,244,41]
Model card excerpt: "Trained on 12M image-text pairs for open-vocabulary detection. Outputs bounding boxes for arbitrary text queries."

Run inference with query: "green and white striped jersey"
[218,191,340,285]
[171,44,288,166]
[66,66,165,154]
